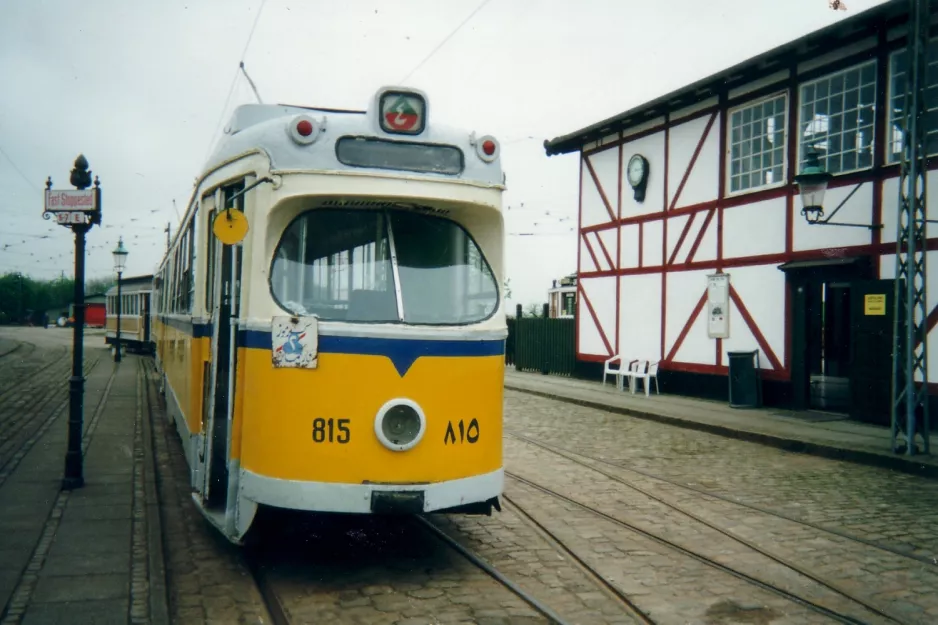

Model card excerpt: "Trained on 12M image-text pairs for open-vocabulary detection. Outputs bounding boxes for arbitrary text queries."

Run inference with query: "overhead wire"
[200,0,270,165]
[398,0,494,84]
[0,142,41,193]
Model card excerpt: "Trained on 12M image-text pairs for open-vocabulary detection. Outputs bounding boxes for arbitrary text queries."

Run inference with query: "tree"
[524,303,543,318]
[502,278,512,300]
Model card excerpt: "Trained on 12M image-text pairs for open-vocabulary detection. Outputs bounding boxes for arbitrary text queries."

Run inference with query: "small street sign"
[55,211,91,225]
[44,189,97,213]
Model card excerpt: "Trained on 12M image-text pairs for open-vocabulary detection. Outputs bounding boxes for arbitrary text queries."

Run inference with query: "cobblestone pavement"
[503,389,938,624]
[144,361,271,625]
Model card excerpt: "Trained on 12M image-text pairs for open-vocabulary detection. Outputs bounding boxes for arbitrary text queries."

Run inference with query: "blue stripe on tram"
[238,330,504,377]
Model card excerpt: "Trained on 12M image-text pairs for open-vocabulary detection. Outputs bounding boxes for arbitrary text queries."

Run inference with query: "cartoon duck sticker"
[272,316,318,369]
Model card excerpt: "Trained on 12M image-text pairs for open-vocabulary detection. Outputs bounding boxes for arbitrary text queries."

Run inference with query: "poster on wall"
[707,273,730,339]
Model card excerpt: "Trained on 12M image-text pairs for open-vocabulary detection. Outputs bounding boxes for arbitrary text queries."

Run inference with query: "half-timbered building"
[543,0,937,422]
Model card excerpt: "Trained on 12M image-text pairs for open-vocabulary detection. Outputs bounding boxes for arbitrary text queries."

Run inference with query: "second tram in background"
[152,86,507,543]
[104,274,154,355]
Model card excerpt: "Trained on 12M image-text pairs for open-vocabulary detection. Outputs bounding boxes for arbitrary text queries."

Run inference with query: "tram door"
[199,182,244,511]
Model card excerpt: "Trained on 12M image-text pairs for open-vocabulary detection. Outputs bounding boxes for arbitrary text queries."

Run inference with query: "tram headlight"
[374,399,426,452]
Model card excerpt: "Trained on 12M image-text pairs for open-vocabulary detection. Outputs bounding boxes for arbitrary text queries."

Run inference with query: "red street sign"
[44,189,97,212]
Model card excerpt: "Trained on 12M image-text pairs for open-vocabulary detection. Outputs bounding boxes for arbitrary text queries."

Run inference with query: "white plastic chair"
[632,360,660,396]
[602,355,625,390]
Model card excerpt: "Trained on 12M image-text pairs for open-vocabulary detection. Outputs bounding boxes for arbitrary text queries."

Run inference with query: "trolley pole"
[43,155,102,490]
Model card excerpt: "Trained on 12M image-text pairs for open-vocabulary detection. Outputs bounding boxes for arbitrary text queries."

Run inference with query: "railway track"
[505,471,895,625]
[507,429,938,567]
[505,431,914,625]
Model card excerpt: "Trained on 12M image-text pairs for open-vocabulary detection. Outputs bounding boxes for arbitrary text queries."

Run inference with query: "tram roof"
[105,274,154,296]
[202,87,505,187]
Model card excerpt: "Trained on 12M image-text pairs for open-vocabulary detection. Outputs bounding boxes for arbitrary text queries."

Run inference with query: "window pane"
[390,211,498,324]
[728,94,787,192]
[270,209,497,325]
[271,210,397,321]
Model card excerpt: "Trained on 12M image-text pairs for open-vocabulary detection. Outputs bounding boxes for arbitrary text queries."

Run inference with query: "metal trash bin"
[728,350,762,408]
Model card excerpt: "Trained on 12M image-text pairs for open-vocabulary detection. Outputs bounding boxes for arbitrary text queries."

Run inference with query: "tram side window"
[270,209,498,324]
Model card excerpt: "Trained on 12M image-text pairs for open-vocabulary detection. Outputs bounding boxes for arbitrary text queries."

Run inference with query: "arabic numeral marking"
[444,418,480,445]
[312,418,351,444]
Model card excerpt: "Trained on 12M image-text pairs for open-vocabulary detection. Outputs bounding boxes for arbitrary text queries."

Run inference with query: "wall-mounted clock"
[627,154,649,202]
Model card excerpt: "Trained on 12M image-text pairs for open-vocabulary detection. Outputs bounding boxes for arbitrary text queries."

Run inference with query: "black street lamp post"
[43,155,102,491]
[112,238,128,363]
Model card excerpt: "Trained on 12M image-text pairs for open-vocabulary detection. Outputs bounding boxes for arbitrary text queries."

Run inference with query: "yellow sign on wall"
[864,294,886,316]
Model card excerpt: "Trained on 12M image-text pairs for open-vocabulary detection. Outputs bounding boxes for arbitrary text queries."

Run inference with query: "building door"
[782,257,872,412]
[849,279,895,425]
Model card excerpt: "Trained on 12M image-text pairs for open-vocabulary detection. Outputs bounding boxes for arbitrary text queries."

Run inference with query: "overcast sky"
[0,0,888,309]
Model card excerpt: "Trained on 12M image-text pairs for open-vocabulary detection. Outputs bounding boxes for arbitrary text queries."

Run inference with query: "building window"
[729,94,787,193]
[888,38,938,162]
[562,292,576,317]
[799,61,876,174]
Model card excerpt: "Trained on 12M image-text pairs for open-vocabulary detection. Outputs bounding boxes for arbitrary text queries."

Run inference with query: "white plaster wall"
[590,146,620,215]
[666,214,690,262]
[581,158,612,228]
[666,269,713,364]
[620,131,666,218]
[643,220,664,267]
[620,224,640,269]
[667,114,719,209]
[578,307,605,356]
[675,117,720,209]
[618,274,661,360]
[792,182,874,252]
[597,228,619,272]
[722,264,787,369]
[694,212,718,262]
[723,196,787,260]
[674,312,712,365]
[880,170,938,245]
[881,251,938,384]
[579,237,596,273]
[579,276,617,356]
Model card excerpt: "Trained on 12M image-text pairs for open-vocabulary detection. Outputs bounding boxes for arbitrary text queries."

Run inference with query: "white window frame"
[796,59,878,177]
[725,90,790,197]
[886,36,938,164]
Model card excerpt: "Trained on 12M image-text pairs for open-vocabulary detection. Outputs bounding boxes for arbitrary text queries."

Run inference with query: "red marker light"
[482,140,496,156]
[296,120,314,137]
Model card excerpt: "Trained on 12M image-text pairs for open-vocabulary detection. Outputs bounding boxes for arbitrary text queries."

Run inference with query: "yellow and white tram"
[105,274,154,354]
[153,87,507,543]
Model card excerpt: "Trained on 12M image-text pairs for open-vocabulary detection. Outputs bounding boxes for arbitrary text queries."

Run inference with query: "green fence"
[508,316,576,376]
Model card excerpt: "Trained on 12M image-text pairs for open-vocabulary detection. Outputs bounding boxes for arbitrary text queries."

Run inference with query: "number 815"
[312,418,350,443]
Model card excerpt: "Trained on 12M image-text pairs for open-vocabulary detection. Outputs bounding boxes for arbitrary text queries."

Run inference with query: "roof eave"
[544,0,906,156]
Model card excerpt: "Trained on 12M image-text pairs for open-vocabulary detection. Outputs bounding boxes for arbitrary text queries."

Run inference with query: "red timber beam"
[669,112,717,211]
[728,285,783,371]
[583,155,616,222]
[686,208,716,263]
[581,233,602,272]
[577,282,613,356]
[593,232,615,271]
[664,291,707,363]
[667,211,698,265]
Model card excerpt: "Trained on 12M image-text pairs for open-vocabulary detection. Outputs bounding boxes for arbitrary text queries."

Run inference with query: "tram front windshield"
[270,208,498,325]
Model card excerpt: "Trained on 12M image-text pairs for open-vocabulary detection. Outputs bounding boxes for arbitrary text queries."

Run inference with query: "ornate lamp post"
[112,238,128,363]
[43,154,102,490]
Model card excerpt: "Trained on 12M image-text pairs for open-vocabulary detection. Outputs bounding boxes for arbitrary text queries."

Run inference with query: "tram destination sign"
[44,189,97,213]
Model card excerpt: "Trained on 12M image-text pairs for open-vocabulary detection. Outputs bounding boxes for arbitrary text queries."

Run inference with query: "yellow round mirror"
[213,208,249,245]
